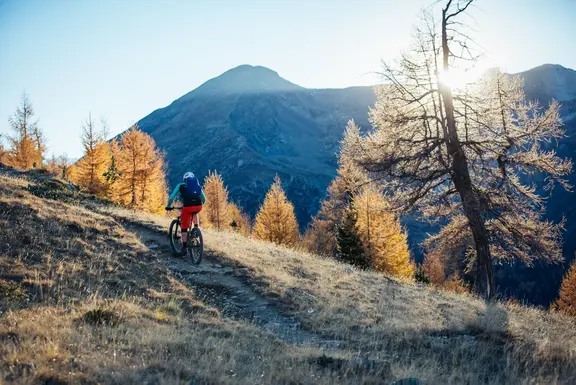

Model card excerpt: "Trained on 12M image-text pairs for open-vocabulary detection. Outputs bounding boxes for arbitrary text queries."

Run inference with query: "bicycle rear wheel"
[188,227,203,264]
[169,219,184,256]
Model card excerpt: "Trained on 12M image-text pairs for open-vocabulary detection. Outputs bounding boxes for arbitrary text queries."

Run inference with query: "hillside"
[132,64,576,306]
[1,169,575,384]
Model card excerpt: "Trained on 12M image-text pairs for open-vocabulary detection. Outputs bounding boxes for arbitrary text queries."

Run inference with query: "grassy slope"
[1,171,575,384]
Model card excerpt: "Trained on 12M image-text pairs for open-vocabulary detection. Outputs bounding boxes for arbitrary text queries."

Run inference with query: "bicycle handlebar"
[166,206,182,211]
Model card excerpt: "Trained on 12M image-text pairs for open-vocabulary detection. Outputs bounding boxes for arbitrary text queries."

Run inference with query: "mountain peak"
[193,64,303,96]
[519,63,576,102]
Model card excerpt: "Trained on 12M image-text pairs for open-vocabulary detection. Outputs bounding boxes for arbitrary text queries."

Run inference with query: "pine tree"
[253,175,299,246]
[203,171,230,231]
[6,93,45,170]
[103,152,121,198]
[73,113,110,195]
[115,126,167,213]
[353,185,414,279]
[554,260,576,317]
[57,154,71,180]
[336,207,368,268]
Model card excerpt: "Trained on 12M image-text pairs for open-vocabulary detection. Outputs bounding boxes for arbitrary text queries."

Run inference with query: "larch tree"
[115,125,167,213]
[423,252,447,286]
[305,133,369,257]
[341,0,571,298]
[203,171,230,231]
[73,113,110,195]
[554,260,576,317]
[253,175,300,246]
[227,201,252,236]
[6,93,45,170]
[353,185,414,279]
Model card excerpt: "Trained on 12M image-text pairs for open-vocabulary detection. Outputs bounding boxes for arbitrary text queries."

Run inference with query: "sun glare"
[438,67,485,90]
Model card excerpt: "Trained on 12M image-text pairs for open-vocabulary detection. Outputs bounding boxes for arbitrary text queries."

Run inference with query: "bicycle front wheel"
[188,227,203,265]
[169,219,184,256]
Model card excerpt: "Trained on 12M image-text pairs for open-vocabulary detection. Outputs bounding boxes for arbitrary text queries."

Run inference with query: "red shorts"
[181,205,202,230]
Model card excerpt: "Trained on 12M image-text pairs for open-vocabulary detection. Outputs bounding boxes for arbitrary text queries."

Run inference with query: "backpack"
[180,176,203,206]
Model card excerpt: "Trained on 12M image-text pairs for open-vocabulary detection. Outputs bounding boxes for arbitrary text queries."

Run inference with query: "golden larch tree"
[353,185,414,279]
[6,93,45,170]
[115,125,167,213]
[203,171,230,231]
[304,136,369,257]
[227,202,252,236]
[73,113,110,195]
[253,175,299,246]
[423,252,447,286]
[554,261,576,317]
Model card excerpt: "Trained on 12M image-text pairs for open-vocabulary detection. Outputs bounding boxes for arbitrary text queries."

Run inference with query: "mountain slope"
[1,169,575,384]
[136,65,375,226]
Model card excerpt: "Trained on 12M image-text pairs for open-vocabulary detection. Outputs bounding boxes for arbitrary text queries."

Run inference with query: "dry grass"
[0,173,394,384]
[185,231,575,384]
[2,171,576,384]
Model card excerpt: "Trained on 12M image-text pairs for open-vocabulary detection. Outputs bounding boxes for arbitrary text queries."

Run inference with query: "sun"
[438,67,484,91]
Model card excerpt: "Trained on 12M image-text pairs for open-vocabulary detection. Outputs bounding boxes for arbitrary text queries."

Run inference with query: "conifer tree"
[6,93,45,170]
[554,260,576,317]
[305,136,369,257]
[253,175,299,246]
[354,185,414,279]
[423,252,446,286]
[227,202,252,236]
[73,113,110,195]
[341,1,572,298]
[203,171,230,231]
[58,154,71,180]
[115,126,167,213]
[336,208,368,268]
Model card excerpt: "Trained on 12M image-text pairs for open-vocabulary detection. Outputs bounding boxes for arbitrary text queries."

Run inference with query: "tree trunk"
[441,6,495,299]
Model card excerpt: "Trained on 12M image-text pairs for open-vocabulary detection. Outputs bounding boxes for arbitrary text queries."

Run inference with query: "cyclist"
[166,172,206,256]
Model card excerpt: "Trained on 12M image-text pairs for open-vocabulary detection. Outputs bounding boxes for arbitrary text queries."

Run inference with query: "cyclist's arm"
[201,190,207,204]
[166,183,184,207]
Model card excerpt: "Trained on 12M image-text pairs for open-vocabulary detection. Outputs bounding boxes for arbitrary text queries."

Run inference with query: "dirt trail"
[117,217,343,350]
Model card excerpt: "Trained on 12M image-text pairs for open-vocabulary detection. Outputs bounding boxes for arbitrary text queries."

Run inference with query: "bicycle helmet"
[183,172,195,181]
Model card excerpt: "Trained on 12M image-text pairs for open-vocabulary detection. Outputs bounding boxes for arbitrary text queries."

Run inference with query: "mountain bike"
[166,206,203,264]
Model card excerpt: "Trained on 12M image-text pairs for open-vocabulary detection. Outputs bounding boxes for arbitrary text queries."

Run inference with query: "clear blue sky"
[1,0,575,158]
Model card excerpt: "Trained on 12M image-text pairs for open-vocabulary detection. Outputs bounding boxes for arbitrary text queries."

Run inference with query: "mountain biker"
[166,172,206,256]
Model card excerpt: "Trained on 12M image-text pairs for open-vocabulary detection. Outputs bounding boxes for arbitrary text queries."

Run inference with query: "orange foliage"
[5,94,45,170]
[253,175,299,246]
[72,114,110,195]
[203,171,230,231]
[554,261,576,317]
[354,185,414,280]
[114,126,167,214]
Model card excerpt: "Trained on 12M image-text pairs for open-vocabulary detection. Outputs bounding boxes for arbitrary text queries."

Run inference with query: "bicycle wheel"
[188,227,203,265]
[169,219,184,256]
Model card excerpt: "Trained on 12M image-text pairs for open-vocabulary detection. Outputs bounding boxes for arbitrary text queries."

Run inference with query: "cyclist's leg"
[180,207,193,245]
[191,205,202,227]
